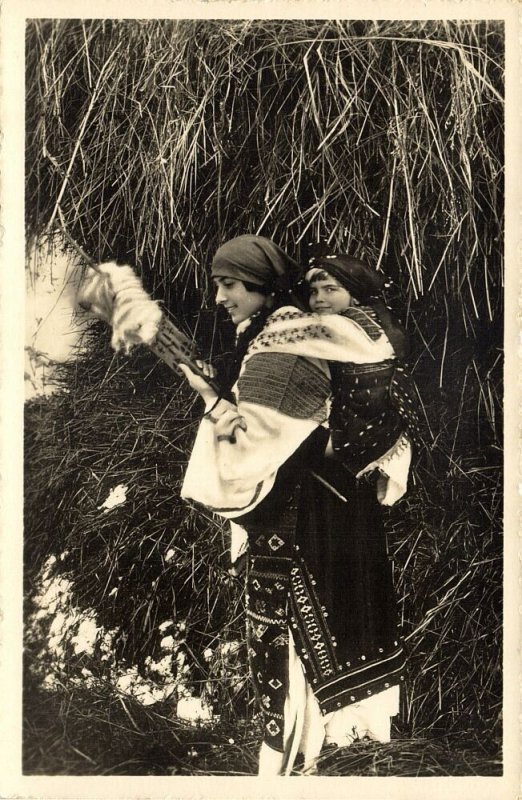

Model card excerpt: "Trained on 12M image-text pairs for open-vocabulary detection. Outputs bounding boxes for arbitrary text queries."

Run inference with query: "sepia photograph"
[1,2,520,798]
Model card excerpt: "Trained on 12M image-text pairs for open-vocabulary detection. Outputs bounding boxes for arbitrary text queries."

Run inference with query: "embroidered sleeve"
[339,306,384,341]
[181,352,330,519]
[214,352,329,482]
[237,352,330,422]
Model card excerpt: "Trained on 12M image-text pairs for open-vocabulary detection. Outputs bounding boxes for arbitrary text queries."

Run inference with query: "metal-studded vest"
[329,306,422,474]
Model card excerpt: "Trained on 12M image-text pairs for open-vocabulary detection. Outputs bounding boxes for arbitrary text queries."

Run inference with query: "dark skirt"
[242,458,405,753]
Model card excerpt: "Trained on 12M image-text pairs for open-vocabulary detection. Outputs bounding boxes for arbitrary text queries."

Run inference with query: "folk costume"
[305,254,423,504]
[181,236,410,775]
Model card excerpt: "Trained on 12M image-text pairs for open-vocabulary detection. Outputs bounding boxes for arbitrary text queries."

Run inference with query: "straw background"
[24,19,503,775]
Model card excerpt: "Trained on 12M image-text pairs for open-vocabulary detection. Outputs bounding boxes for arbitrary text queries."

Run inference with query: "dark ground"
[23,679,502,778]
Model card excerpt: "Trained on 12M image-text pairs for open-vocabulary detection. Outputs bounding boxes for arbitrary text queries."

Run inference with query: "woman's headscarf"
[211,234,300,293]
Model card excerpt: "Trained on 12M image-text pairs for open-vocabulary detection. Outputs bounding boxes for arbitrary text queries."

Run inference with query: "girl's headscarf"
[306,253,387,302]
[211,234,301,296]
[307,252,409,360]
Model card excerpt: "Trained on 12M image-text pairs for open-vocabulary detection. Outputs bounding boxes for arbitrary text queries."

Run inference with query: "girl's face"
[308,275,353,314]
[214,277,269,325]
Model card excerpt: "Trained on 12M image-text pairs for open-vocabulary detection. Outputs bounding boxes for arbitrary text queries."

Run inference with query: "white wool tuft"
[77,261,163,353]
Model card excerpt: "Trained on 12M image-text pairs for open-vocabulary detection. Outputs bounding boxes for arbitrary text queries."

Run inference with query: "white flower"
[158,619,174,632]
[176,651,189,674]
[220,641,241,657]
[134,683,175,706]
[147,655,174,678]
[160,635,175,650]
[177,696,213,724]
[36,576,72,614]
[98,484,128,512]
[116,669,139,693]
[48,611,67,637]
[165,549,175,562]
[71,617,99,655]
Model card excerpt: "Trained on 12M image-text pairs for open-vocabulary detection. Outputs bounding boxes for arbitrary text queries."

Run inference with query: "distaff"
[76,259,221,393]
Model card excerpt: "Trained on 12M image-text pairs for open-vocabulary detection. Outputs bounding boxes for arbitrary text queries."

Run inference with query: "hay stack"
[24,19,503,748]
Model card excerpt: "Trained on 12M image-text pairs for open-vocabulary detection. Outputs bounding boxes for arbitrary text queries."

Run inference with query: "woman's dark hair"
[240,278,299,312]
[219,305,271,396]
[242,279,273,295]
[218,280,300,395]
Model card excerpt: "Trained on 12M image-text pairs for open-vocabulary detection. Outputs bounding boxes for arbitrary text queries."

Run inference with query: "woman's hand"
[179,361,218,406]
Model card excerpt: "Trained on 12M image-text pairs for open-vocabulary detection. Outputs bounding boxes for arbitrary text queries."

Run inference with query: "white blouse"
[181,307,412,519]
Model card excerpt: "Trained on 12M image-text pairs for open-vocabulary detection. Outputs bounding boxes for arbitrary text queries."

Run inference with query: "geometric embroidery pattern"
[266,719,281,737]
[268,534,284,551]
[245,510,296,753]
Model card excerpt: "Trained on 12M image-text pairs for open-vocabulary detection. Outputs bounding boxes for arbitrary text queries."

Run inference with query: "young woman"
[180,235,410,775]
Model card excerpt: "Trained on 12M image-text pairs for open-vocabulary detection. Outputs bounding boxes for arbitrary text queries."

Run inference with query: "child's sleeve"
[247,307,395,364]
[357,434,412,505]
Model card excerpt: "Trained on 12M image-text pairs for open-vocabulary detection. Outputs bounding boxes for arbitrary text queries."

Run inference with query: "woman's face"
[214,277,269,325]
[308,276,353,314]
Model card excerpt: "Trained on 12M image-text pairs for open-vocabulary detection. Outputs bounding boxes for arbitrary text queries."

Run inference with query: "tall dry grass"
[24,19,503,772]
[26,20,503,319]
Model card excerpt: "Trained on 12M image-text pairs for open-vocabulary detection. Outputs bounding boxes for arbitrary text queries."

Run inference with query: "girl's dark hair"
[306,269,331,284]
